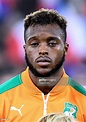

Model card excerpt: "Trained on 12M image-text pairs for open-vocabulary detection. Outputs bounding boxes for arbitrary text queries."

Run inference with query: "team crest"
[63,102,78,118]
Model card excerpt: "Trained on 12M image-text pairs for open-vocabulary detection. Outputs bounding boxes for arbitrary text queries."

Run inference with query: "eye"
[48,42,57,47]
[31,42,39,47]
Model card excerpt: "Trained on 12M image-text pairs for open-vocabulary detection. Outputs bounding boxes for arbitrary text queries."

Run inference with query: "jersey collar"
[21,67,69,94]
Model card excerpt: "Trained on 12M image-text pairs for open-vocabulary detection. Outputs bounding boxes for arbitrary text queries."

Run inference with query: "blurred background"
[0,0,86,88]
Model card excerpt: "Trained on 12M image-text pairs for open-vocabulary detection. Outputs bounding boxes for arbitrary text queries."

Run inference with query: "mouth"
[36,57,51,67]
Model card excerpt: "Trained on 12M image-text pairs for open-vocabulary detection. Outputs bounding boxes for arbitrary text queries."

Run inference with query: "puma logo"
[10,105,24,116]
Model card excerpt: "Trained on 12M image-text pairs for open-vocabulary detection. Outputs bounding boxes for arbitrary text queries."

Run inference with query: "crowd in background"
[0,0,86,87]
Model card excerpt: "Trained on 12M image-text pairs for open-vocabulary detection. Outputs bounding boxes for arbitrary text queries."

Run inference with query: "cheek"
[50,46,64,59]
[27,47,38,61]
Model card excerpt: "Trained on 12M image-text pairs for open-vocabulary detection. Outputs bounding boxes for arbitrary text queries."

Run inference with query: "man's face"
[24,24,68,77]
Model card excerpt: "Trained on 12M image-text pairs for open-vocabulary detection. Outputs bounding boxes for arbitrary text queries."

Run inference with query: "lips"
[36,57,51,66]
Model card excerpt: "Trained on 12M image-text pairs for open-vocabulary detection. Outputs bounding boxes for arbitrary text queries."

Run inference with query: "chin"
[37,69,50,75]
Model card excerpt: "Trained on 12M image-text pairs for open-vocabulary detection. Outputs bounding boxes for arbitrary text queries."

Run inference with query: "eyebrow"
[26,36,38,42]
[47,37,61,42]
[26,36,61,42]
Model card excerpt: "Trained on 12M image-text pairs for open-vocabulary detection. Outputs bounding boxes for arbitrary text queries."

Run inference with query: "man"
[0,8,86,122]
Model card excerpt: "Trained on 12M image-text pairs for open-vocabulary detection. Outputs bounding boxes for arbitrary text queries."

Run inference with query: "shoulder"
[68,77,86,96]
[0,74,22,94]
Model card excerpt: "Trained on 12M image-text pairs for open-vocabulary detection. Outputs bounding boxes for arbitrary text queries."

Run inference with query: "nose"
[39,43,48,55]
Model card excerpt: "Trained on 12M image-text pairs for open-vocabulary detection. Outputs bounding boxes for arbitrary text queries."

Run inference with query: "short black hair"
[24,8,67,42]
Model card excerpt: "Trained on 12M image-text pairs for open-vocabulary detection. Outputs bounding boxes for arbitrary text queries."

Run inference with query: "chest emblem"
[63,102,78,118]
[10,104,24,116]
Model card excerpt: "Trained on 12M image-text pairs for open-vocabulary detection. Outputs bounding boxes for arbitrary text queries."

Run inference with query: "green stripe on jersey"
[68,77,86,96]
[0,74,22,94]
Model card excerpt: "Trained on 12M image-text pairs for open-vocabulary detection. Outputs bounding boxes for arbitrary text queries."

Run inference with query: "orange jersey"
[0,68,86,122]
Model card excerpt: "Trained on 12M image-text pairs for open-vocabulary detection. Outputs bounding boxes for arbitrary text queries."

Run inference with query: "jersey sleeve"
[0,93,10,119]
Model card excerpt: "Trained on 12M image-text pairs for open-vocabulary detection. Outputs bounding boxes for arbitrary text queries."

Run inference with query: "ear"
[23,45,26,53]
[64,43,69,55]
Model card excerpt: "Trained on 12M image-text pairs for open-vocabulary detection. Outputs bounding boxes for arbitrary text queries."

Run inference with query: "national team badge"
[63,102,78,118]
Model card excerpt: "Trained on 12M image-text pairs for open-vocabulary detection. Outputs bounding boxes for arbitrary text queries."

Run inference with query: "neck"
[29,67,63,94]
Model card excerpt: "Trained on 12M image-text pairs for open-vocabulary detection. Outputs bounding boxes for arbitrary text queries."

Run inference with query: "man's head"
[24,8,67,42]
[23,8,69,77]
[38,113,78,122]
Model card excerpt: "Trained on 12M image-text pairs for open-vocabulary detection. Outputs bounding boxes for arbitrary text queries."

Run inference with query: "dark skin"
[24,24,69,94]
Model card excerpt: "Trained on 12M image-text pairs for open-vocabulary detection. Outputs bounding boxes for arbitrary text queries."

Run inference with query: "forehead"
[25,24,64,41]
